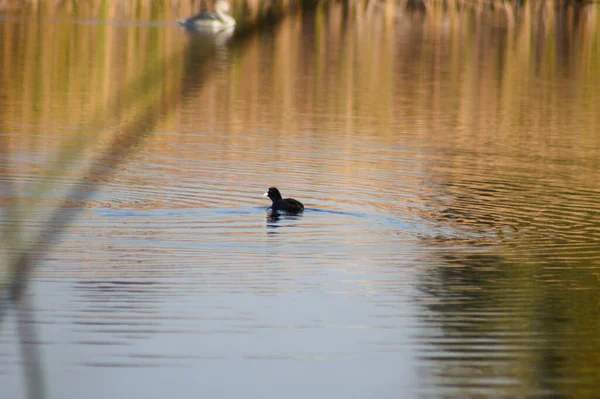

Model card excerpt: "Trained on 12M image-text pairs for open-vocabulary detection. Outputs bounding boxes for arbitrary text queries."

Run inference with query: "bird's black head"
[263,187,282,202]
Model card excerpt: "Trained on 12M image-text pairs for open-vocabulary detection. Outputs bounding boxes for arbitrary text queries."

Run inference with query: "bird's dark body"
[263,187,304,213]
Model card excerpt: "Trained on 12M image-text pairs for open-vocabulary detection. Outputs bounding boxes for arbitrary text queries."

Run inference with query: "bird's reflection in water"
[181,26,236,66]
[183,26,235,47]
[265,210,303,232]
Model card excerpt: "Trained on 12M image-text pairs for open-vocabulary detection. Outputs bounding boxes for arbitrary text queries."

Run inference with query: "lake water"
[1,2,600,398]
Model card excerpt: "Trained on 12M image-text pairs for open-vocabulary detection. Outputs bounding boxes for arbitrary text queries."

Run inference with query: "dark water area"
[1,2,600,398]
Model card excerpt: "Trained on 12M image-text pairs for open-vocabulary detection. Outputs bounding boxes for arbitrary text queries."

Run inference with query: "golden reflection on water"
[1,2,600,398]
[1,3,598,166]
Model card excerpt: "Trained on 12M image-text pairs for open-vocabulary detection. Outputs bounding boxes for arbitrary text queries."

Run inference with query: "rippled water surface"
[1,3,600,398]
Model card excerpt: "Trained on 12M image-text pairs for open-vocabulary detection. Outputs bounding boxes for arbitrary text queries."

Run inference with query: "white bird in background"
[178,0,236,32]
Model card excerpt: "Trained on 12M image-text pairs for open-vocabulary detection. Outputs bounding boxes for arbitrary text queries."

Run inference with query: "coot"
[263,187,304,213]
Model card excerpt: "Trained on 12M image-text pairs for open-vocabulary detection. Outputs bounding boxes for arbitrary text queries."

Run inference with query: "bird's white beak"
[262,191,269,197]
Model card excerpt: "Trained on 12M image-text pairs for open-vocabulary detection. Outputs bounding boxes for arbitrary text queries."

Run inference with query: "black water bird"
[263,187,304,213]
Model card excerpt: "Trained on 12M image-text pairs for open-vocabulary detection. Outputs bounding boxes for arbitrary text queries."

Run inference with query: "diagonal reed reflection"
[0,3,307,399]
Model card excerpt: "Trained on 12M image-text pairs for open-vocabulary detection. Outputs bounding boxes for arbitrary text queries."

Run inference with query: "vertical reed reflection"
[417,239,600,396]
